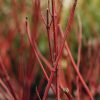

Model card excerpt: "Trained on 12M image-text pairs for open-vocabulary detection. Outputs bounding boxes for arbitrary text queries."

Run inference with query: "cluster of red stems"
[0,0,99,100]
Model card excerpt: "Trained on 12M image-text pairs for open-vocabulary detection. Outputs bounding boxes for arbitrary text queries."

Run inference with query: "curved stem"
[43,0,77,99]
[25,19,56,95]
[59,25,93,100]
[0,56,18,100]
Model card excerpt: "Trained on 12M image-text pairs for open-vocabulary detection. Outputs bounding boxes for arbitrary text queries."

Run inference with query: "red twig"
[33,77,45,100]
[58,25,93,100]
[34,42,53,71]
[25,19,56,95]
[76,15,82,100]
[25,19,48,81]
[57,65,60,100]
[0,56,18,100]
[52,0,57,57]
[46,8,53,64]
[36,87,41,100]
[52,0,60,99]
[43,0,77,99]
[0,78,14,100]
[60,86,74,100]
[77,15,82,69]
[36,35,75,99]
[35,41,74,99]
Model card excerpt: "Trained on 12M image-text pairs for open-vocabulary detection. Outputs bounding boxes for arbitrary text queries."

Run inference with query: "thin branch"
[56,67,60,100]
[60,87,74,100]
[46,8,53,64]
[25,19,56,95]
[52,0,57,58]
[30,44,74,99]
[34,36,74,100]
[43,1,77,99]
[76,15,82,100]
[58,24,93,100]
[0,78,14,100]
[36,87,41,100]
[77,15,82,69]
[25,19,49,80]
[0,56,18,100]
[34,42,54,72]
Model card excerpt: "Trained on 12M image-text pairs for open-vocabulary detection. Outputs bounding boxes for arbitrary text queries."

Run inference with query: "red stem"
[0,56,18,100]
[34,42,53,71]
[76,15,82,100]
[77,15,82,69]
[51,0,60,99]
[57,65,60,100]
[52,0,57,58]
[36,87,41,100]
[25,19,56,95]
[46,8,53,64]
[59,25,93,100]
[60,85,74,100]
[33,77,45,100]
[37,50,74,99]
[34,34,74,99]
[26,20,48,80]
[0,78,14,100]
[43,0,77,99]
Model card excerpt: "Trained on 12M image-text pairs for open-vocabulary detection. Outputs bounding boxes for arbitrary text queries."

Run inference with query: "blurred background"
[0,0,100,99]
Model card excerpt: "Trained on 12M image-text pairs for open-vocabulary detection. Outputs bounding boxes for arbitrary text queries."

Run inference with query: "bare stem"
[52,0,57,57]
[43,0,77,99]
[25,19,56,95]
[0,56,18,100]
[0,78,14,100]
[59,25,93,100]
[76,15,82,100]
[46,8,53,64]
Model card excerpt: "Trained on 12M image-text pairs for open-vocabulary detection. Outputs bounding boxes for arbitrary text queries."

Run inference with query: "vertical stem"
[0,79,14,100]
[57,65,60,100]
[76,15,82,100]
[46,8,53,64]
[0,56,18,100]
[52,0,57,57]
[59,26,93,100]
[26,19,56,96]
[51,0,60,99]
[43,0,77,99]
